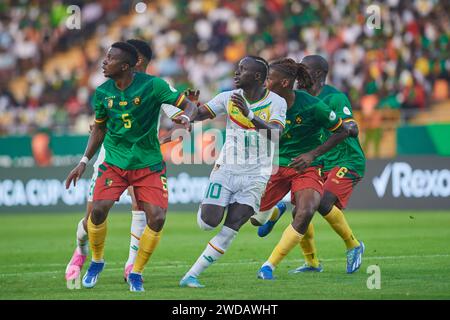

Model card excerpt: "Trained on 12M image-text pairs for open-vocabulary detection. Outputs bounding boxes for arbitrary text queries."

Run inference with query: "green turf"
[0,210,449,300]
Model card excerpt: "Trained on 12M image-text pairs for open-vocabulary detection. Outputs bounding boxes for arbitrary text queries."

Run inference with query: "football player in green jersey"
[257,55,366,274]
[65,42,197,292]
[64,39,186,286]
[294,55,365,273]
[255,58,358,280]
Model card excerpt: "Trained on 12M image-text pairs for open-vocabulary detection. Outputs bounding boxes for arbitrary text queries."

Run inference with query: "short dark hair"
[245,55,269,81]
[111,42,138,67]
[126,39,153,62]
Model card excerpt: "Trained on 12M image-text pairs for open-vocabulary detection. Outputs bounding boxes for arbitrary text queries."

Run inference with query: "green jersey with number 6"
[318,84,366,177]
[93,72,185,170]
[278,90,343,167]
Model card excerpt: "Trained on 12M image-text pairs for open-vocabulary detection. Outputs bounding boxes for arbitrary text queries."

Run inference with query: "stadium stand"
[0,0,449,159]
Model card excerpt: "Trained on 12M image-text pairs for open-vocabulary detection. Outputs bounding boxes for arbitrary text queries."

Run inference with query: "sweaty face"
[234,58,258,89]
[102,47,127,78]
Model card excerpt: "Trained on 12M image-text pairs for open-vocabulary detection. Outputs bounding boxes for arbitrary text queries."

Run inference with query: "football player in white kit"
[179,56,287,288]
[65,39,185,284]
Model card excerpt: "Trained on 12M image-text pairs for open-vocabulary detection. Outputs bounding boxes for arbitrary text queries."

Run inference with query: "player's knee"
[148,208,166,230]
[318,193,336,216]
[295,205,316,220]
[90,206,107,225]
[197,207,215,231]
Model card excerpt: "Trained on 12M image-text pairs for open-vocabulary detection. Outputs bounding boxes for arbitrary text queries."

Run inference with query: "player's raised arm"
[230,92,285,138]
[65,121,106,189]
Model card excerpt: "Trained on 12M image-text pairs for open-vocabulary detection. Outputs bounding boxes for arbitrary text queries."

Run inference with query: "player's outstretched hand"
[288,152,315,173]
[65,163,86,189]
[231,93,249,116]
[184,89,200,105]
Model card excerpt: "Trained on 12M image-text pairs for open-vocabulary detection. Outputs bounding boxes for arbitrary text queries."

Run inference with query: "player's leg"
[318,172,364,273]
[127,201,166,291]
[123,186,147,281]
[290,219,323,273]
[82,199,115,288]
[180,167,234,288]
[180,204,231,288]
[256,202,287,237]
[65,202,90,282]
[319,198,365,274]
[65,161,99,282]
[83,163,128,288]
[126,165,171,291]
[258,167,322,279]
[250,167,291,228]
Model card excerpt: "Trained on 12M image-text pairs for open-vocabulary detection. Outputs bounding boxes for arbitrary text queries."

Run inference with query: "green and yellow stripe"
[329,118,343,132]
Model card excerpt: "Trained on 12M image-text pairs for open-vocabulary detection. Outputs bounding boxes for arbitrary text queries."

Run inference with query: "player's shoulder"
[267,90,287,105]
[213,89,236,100]
[321,84,349,101]
[294,89,322,105]
[94,78,115,97]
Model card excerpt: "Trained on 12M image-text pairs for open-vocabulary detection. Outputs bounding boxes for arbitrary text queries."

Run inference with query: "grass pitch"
[0,210,449,300]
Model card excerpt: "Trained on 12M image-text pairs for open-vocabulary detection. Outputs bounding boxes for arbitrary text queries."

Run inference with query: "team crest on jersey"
[119,101,128,107]
[343,106,351,115]
[133,97,141,105]
[105,178,113,187]
[107,99,113,108]
[259,112,268,120]
[329,111,336,121]
[295,116,302,124]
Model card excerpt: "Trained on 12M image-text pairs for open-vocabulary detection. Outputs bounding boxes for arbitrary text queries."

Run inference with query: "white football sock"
[126,211,147,266]
[184,225,238,279]
[76,218,89,256]
[251,207,276,225]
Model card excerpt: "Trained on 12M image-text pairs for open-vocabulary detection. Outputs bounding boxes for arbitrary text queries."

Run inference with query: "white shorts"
[201,165,270,212]
[87,145,106,202]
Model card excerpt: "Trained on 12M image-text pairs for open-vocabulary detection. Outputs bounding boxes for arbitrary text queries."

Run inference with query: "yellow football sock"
[87,216,107,262]
[323,206,360,250]
[132,226,162,274]
[269,206,280,222]
[299,223,320,268]
[268,224,303,267]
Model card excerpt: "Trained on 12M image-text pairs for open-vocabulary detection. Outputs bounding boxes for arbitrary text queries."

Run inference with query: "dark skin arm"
[182,89,215,122]
[171,95,199,129]
[289,120,358,172]
[230,93,284,138]
[65,121,106,188]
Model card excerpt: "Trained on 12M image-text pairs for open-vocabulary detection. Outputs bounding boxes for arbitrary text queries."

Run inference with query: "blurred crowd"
[0,0,449,137]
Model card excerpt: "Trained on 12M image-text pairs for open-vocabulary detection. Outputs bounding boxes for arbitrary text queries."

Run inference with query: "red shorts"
[260,166,324,211]
[323,166,362,209]
[93,162,169,209]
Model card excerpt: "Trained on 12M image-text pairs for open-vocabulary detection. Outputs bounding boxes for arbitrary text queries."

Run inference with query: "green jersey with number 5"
[93,72,185,170]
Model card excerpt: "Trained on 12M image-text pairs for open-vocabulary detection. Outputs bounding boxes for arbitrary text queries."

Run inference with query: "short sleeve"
[203,91,229,118]
[315,100,342,132]
[153,77,186,107]
[268,96,287,128]
[331,93,353,121]
[93,89,107,124]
